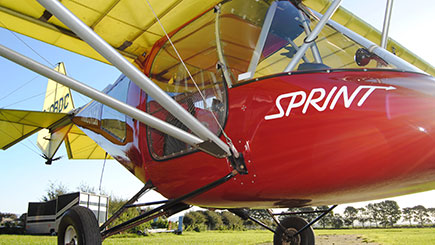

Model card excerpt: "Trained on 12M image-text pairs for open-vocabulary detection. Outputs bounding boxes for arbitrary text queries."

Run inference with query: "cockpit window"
[101,75,129,142]
[144,0,420,160]
[147,9,227,160]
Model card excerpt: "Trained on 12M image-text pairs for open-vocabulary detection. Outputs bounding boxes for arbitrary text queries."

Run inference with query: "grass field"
[0,228,434,244]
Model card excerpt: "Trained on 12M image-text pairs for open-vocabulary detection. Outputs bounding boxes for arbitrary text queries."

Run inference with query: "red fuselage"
[74,70,435,209]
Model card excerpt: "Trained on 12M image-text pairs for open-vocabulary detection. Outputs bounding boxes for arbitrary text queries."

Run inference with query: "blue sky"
[0,1,434,215]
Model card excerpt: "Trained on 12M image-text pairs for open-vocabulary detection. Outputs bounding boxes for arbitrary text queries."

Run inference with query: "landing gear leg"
[231,205,337,245]
[272,205,337,245]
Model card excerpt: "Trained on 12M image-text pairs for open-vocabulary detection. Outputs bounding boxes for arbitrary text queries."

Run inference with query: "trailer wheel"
[273,216,314,245]
[57,206,102,245]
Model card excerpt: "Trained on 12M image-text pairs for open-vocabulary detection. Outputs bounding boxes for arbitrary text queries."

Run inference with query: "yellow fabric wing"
[0,109,111,159]
[0,1,432,74]
[0,0,220,65]
[0,109,69,150]
[65,125,112,160]
[302,0,435,76]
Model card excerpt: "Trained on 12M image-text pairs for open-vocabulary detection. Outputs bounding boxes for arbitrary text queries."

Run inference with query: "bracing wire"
[0,20,74,158]
[0,20,55,67]
[1,91,47,109]
[99,152,108,194]
[0,75,40,103]
[144,0,234,145]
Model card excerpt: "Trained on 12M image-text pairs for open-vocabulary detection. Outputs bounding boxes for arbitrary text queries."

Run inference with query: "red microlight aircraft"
[1,0,435,244]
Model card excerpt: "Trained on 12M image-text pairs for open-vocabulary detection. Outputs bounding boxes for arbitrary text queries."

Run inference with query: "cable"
[0,75,40,103]
[99,152,108,195]
[0,20,55,67]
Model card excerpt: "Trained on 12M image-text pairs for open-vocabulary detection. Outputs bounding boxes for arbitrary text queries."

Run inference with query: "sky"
[0,0,434,217]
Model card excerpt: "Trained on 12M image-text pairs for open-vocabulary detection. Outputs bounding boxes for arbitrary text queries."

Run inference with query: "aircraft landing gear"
[57,206,102,245]
[231,205,337,245]
[273,216,314,245]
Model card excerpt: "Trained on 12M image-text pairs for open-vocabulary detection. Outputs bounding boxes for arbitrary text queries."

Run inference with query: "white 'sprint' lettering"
[265,85,395,120]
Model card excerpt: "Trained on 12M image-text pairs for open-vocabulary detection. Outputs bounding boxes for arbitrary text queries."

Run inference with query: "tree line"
[4,182,434,234]
[291,201,435,229]
[182,200,435,231]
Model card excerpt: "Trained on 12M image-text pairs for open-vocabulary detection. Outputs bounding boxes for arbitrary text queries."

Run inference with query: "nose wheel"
[273,216,314,245]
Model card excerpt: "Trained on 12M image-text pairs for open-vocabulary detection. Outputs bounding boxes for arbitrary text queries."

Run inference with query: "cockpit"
[144,0,422,160]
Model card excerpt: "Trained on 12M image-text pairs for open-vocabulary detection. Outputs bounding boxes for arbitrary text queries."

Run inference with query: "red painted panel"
[144,70,435,208]
[79,70,435,208]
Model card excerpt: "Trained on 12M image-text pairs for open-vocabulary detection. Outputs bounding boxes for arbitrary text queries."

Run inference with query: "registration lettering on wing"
[265,85,396,120]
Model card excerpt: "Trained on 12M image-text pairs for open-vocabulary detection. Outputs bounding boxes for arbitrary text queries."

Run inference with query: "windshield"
[218,0,420,84]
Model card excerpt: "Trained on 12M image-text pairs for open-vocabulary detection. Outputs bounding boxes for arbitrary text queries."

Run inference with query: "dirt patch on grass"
[316,234,379,245]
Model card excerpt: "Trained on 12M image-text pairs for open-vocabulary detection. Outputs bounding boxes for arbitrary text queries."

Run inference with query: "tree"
[356,207,370,228]
[183,211,206,232]
[343,206,358,228]
[248,209,271,221]
[77,183,97,194]
[402,207,414,226]
[412,205,430,227]
[201,210,223,230]
[286,207,317,223]
[366,203,381,227]
[316,206,333,228]
[428,208,435,224]
[331,214,344,228]
[244,209,274,229]
[41,181,69,201]
[377,201,401,227]
[0,213,17,220]
[108,196,151,233]
[220,211,244,230]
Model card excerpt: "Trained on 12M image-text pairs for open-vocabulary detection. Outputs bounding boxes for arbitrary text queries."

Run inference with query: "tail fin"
[37,62,74,161]
[42,62,75,113]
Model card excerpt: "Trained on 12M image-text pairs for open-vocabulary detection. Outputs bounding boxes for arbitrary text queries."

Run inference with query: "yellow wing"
[303,0,435,76]
[0,109,68,150]
[0,0,220,65]
[0,109,111,159]
[0,0,433,74]
[65,125,112,160]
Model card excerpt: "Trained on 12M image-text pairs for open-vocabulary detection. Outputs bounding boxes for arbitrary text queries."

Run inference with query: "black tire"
[57,206,102,245]
[273,216,315,245]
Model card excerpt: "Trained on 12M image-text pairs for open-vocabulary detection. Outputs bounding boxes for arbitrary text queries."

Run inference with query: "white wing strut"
[0,45,227,158]
[36,0,231,157]
[381,0,394,49]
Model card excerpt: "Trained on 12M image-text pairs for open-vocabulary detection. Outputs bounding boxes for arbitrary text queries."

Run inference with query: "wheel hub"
[64,225,78,245]
[281,228,301,245]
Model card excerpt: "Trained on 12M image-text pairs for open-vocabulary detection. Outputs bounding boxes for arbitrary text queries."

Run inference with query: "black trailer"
[26,192,108,235]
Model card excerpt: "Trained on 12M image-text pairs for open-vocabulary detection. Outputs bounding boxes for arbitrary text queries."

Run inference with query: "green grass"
[105,230,273,245]
[1,228,434,244]
[0,234,56,244]
[315,228,435,245]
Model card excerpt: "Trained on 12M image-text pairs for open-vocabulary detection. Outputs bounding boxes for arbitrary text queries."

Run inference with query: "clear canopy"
[217,0,420,85]
[146,0,421,159]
